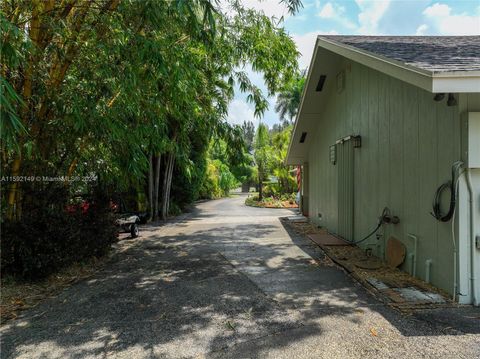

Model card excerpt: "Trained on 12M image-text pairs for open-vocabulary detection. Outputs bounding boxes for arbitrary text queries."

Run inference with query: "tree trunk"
[161,154,171,221]
[161,152,175,221]
[165,154,175,216]
[258,177,263,201]
[258,168,263,201]
[6,156,22,220]
[153,154,161,221]
[148,154,154,221]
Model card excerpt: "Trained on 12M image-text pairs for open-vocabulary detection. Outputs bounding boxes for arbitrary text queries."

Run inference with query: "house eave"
[285,37,321,166]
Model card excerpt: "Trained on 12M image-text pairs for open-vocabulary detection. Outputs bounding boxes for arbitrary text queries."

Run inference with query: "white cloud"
[316,2,355,29]
[415,24,428,35]
[423,3,451,17]
[423,3,480,35]
[222,0,291,20]
[292,30,338,68]
[226,99,258,127]
[355,0,391,34]
[318,3,335,18]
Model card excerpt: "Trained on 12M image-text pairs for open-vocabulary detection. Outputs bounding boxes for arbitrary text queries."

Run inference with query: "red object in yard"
[110,201,118,211]
[66,200,90,214]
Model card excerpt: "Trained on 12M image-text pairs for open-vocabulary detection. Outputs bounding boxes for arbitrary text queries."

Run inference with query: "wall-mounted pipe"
[425,259,433,284]
[407,234,418,277]
[450,163,464,302]
[408,253,415,276]
[466,169,477,305]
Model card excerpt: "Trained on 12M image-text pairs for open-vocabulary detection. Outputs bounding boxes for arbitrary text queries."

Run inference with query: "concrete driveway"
[2,195,479,358]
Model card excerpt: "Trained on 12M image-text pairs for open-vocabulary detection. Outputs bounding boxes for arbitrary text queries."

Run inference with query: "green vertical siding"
[307,61,462,294]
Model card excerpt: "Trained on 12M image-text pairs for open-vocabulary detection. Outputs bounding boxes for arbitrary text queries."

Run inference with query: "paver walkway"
[2,195,479,358]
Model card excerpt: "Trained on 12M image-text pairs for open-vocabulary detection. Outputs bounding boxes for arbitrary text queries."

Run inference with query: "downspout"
[450,165,463,302]
[465,169,477,305]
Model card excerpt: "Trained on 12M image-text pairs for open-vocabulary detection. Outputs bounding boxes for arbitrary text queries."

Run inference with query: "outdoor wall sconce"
[352,135,362,148]
[447,93,457,106]
[433,92,457,106]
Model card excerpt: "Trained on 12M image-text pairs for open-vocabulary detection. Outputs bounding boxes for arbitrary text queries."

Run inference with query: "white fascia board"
[432,76,480,93]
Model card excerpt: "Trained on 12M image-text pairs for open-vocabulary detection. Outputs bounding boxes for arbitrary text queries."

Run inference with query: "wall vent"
[299,132,307,143]
[316,75,327,92]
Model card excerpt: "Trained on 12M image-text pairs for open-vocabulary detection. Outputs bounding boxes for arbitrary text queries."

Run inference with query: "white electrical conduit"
[450,161,464,301]
[465,168,477,305]
[451,176,460,301]
[407,233,418,277]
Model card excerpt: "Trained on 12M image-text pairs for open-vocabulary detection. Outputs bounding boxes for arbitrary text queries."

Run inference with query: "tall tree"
[270,125,296,194]
[241,121,255,153]
[253,123,270,201]
[1,0,302,221]
[274,70,306,125]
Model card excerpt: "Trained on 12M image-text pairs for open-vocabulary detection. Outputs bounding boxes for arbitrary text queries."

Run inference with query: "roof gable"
[286,35,480,165]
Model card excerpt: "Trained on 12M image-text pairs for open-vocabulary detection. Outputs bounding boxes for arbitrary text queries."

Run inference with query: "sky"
[225,0,480,129]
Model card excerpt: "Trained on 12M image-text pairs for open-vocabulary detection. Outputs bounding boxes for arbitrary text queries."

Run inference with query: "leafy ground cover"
[0,255,110,324]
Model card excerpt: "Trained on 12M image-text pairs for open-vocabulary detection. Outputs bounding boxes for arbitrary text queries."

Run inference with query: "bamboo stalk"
[148,154,154,221]
[6,156,21,220]
[153,154,161,221]
[165,153,175,217]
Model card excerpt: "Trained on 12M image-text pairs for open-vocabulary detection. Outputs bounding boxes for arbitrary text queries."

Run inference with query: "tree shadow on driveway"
[1,204,479,359]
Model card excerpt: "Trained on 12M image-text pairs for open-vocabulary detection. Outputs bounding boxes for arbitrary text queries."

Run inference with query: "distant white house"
[286,36,480,305]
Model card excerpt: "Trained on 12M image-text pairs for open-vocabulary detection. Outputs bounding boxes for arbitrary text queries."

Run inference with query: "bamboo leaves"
[1,0,301,219]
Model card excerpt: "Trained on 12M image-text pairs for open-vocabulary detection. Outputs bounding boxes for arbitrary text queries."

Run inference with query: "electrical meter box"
[468,112,480,168]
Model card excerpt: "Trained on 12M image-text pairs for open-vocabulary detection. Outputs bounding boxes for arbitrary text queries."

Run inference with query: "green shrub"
[199,161,222,199]
[262,183,278,198]
[1,187,117,280]
[199,159,238,199]
[280,192,296,202]
[168,202,182,217]
[245,195,260,207]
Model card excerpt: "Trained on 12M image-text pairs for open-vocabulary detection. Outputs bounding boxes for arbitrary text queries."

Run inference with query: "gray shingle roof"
[320,36,480,73]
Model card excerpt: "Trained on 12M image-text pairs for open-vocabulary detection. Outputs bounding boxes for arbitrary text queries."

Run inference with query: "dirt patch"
[1,255,111,324]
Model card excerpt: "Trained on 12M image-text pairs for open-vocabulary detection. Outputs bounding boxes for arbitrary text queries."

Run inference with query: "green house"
[286,36,480,305]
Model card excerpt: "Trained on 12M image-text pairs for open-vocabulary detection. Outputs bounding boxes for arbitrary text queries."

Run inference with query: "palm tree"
[274,70,306,125]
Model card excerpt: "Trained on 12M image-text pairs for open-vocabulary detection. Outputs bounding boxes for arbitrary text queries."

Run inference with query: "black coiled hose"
[431,162,462,222]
